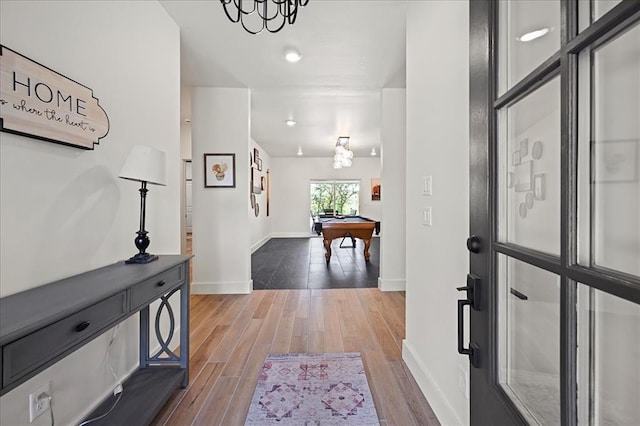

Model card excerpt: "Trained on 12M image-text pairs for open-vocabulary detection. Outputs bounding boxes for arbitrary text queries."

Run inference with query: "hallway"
[152,288,439,425]
[251,237,380,290]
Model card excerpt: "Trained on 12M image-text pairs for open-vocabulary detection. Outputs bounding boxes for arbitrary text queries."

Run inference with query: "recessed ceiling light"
[297,146,303,156]
[517,27,550,42]
[370,148,377,156]
[284,48,302,63]
[286,119,297,126]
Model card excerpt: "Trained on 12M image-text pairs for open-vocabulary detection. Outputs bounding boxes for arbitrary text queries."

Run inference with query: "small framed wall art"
[204,153,236,188]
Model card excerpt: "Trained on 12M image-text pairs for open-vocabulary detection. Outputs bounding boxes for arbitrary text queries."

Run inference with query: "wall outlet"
[422,207,432,226]
[422,176,432,196]
[28,382,50,423]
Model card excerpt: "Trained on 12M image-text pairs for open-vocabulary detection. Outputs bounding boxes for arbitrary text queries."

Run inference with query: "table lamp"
[118,145,167,264]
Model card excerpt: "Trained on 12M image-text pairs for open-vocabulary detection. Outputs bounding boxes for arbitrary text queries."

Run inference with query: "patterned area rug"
[245,353,378,425]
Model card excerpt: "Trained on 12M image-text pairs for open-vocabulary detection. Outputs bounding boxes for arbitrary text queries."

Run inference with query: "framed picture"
[253,148,260,162]
[204,153,236,188]
[533,173,545,200]
[266,169,270,217]
[371,178,381,201]
[594,140,639,182]
[260,175,265,190]
[519,138,529,157]
[252,167,262,193]
[532,140,543,159]
[514,160,532,192]
[512,150,521,166]
[257,157,263,171]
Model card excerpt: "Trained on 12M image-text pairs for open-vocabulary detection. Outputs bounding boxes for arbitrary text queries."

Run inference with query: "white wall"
[379,89,407,291]
[250,139,272,252]
[180,86,193,161]
[191,87,252,294]
[403,1,470,425]
[270,157,381,237]
[0,1,180,425]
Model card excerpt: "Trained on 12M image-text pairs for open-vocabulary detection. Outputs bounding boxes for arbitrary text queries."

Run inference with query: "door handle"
[457,299,480,367]
[466,235,481,253]
[457,275,481,368]
[457,274,481,310]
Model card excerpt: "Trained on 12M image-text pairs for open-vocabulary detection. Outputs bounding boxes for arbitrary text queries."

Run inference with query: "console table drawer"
[2,292,126,388]
[130,264,184,310]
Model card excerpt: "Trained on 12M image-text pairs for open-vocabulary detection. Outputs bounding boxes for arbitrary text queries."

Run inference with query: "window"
[310,180,360,215]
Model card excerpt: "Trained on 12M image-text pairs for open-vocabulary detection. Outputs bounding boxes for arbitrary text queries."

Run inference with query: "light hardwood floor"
[151,288,440,426]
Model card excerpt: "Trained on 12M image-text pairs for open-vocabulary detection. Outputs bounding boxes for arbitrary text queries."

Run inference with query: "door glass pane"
[579,1,623,32]
[577,23,640,276]
[498,77,561,255]
[577,285,640,424]
[498,255,561,425]
[498,0,560,95]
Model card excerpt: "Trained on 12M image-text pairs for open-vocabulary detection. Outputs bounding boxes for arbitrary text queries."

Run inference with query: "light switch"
[422,207,432,227]
[422,176,432,196]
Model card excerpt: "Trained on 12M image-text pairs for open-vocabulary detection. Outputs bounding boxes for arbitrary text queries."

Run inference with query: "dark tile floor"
[251,237,380,290]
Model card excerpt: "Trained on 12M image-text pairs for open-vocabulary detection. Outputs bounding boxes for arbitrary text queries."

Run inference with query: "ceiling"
[159,0,408,158]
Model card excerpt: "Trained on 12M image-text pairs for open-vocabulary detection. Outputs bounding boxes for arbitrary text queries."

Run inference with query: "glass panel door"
[577,286,640,424]
[498,255,561,424]
[497,0,560,96]
[468,1,640,425]
[577,23,640,277]
[498,76,561,255]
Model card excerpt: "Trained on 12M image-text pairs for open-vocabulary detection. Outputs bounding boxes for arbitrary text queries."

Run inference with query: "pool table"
[313,215,380,263]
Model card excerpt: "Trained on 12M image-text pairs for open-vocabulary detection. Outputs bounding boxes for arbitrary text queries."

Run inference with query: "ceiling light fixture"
[333,136,353,169]
[370,147,376,156]
[284,48,302,63]
[220,0,310,35]
[286,119,297,126]
[297,146,303,156]
[517,27,550,42]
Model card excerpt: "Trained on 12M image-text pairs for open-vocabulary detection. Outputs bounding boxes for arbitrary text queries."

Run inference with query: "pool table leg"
[363,238,371,262]
[323,238,332,263]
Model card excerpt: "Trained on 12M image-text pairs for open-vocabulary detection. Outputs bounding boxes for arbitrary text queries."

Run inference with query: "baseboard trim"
[251,235,271,253]
[271,232,319,238]
[402,340,465,426]
[191,281,252,294]
[378,277,406,291]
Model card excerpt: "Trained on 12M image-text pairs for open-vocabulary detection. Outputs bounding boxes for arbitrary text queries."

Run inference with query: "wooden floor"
[151,288,440,426]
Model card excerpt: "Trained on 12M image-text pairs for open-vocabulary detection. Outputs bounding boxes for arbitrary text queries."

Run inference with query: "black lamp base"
[125,252,159,264]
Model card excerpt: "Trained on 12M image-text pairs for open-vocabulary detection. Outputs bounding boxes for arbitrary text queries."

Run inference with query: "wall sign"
[0,45,109,149]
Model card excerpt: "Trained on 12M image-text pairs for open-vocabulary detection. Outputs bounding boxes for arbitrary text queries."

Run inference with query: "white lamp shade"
[119,145,167,186]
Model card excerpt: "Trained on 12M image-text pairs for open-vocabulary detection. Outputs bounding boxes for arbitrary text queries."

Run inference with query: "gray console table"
[0,255,191,425]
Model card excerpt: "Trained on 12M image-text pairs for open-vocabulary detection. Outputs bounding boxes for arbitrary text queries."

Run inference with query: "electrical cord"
[77,325,123,426]
[48,394,54,426]
[76,390,122,426]
[37,392,54,426]
[105,325,120,384]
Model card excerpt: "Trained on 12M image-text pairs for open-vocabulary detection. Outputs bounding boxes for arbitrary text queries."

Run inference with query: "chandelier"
[333,136,353,169]
[221,0,310,35]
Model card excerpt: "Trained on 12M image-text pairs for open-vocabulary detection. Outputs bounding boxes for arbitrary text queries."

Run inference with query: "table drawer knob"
[74,321,91,332]
[157,280,166,287]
